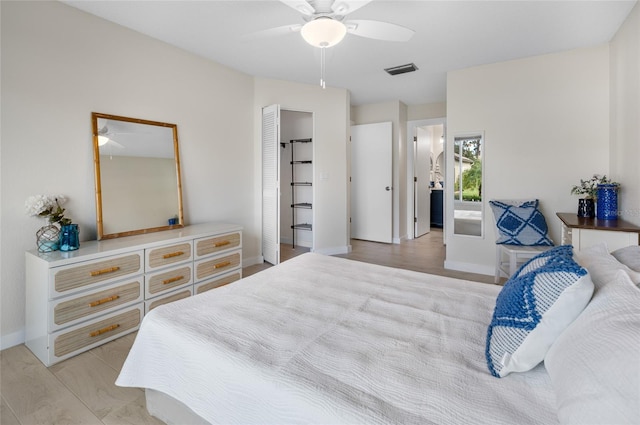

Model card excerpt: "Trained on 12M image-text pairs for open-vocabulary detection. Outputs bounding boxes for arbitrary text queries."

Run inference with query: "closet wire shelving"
[289,138,312,248]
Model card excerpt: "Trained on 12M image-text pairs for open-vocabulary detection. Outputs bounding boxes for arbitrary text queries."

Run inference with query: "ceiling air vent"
[384,63,418,76]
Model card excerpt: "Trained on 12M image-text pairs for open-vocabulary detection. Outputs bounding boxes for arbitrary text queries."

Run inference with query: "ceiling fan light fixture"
[301,17,347,48]
[98,135,110,146]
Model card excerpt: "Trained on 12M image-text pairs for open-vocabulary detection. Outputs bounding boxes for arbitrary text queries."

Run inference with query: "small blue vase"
[59,224,80,251]
[596,184,618,220]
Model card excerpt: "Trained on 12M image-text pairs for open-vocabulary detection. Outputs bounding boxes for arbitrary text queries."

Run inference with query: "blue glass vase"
[596,184,618,220]
[59,224,80,251]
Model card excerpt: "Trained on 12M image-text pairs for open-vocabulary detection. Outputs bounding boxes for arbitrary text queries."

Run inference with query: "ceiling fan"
[253,0,415,46]
[97,124,125,149]
[251,1,414,88]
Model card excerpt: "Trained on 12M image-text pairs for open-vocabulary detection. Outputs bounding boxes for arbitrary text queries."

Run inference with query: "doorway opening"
[262,105,314,266]
[407,118,446,241]
[280,110,314,251]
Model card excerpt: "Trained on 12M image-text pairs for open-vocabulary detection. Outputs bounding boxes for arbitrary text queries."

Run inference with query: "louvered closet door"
[262,104,280,265]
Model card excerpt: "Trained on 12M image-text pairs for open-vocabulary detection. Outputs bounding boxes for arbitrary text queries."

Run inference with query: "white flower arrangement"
[570,175,618,199]
[25,194,72,225]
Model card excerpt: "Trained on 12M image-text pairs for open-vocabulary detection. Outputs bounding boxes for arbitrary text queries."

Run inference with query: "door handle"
[385,186,392,191]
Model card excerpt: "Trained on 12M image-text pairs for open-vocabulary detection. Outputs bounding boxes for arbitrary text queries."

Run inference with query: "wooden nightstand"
[556,212,640,252]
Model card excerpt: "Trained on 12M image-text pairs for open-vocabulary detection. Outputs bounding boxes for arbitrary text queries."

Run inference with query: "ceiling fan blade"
[242,23,302,41]
[345,19,414,42]
[279,0,315,16]
[108,139,125,149]
[331,1,371,16]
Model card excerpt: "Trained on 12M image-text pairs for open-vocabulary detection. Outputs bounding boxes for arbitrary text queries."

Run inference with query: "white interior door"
[415,126,432,237]
[351,122,392,243]
[262,104,280,265]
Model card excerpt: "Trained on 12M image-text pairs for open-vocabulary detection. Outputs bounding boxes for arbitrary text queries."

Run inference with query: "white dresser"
[25,222,242,366]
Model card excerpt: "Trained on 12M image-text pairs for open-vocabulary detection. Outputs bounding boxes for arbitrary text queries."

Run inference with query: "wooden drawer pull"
[163,251,184,259]
[89,295,120,307]
[89,324,120,337]
[162,275,184,285]
[90,266,121,277]
[214,261,231,269]
[214,240,231,247]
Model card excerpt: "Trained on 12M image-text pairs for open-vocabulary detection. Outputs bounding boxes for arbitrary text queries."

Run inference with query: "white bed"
[116,250,640,425]
[453,209,482,236]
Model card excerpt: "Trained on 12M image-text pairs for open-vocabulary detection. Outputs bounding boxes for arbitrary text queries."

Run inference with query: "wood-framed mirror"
[92,112,184,240]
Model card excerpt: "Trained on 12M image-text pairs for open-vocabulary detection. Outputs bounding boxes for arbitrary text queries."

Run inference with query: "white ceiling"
[63,0,636,106]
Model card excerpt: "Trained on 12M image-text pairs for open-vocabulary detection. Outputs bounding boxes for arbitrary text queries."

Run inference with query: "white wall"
[407,102,447,121]
[610,2,640,225]
[0,1,256,348]
[446,46,610,274]
[253,78,351,256]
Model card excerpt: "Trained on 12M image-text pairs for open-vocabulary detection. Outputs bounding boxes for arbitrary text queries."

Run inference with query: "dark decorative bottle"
[577,198,595,218]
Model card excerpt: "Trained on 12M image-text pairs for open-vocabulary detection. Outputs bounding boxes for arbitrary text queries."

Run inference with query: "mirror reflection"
[453,134,483,237]
[92,112,183,239]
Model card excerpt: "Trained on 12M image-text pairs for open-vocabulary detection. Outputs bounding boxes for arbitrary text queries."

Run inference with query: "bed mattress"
[116,253,558,424]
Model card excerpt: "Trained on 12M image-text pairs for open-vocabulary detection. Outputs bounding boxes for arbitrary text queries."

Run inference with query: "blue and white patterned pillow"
[512,245,574,279]
[489,200,554,246]
[486,246,594,378]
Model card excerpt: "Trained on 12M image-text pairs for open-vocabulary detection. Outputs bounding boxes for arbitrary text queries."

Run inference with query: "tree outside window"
[454,136,482,202]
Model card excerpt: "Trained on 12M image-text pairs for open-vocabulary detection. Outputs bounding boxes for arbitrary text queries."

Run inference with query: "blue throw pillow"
[512,245,574,279]
[486,246,594,378]
[489,200,554,246]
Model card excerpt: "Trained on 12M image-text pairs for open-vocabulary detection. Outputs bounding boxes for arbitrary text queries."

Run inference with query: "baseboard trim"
[242,256,264,268]
[444,260,494,276]
[313,245,350,256]
[1,330,25,350]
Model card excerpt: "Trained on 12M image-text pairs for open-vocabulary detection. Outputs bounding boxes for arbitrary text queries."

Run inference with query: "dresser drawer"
[51,279,143,332]
[145,287,193,314]
[194,251,241,283]
[51,251,143,298]
[145,265,193,299]
[52,306,142,363]
[194,270,242,295]
[195,232,241,259]
[145,242,193,272]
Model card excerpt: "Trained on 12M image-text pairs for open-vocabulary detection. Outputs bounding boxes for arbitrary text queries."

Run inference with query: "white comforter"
[116,253,558,424]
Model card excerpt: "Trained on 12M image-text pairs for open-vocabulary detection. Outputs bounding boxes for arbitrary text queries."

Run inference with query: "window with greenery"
[454,136,482,202]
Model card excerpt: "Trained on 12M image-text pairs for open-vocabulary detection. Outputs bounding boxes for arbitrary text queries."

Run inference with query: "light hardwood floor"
[1,230,496,424]
[246,229,496,284]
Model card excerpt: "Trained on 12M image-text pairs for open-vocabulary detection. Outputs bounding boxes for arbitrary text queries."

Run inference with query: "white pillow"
[574,243,640,289]
[544,270,640,424]
[611,245,640,273]
[485,246,594,377]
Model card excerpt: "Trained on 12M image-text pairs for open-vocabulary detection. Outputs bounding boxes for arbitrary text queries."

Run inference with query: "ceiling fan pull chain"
[320,46,326,89]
